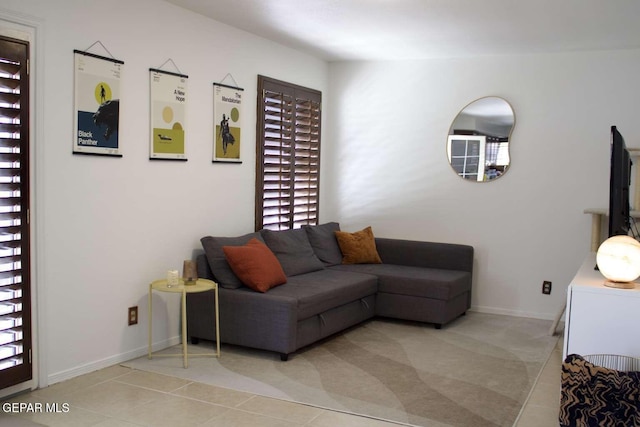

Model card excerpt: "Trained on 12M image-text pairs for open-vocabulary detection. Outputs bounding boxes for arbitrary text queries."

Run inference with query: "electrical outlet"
[542,281,552,295]
[128,306,138,326]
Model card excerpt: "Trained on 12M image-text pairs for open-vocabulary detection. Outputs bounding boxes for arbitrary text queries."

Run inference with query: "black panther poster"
[73,50,123,156]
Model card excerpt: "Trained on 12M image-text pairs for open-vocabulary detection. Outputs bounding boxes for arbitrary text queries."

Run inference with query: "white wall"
[325,50,640,320]
[5,0,640,389]
[0,0,328,386]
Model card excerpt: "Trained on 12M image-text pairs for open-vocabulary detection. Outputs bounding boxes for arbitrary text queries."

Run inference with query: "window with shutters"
[0,35,31,390]
[256,76,321,231]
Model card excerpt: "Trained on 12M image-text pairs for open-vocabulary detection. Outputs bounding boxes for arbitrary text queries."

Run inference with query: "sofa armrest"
[196,253,215,280]
[223,288,300,355]
[203,287,299,355]
[375,237,474,272]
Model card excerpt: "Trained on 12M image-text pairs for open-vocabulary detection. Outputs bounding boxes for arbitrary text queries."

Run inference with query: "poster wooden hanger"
[77,40,120,63]
[152,58,186,77]
[217,73,240,89]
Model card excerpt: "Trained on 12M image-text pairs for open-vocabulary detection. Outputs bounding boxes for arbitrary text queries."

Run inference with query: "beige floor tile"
[65,380,166,415]
[0,413,48,426]
[537,362,561,386]
[31,365,133,400]
[515,403,560,427]
[199,407,304,427]
[113,370,191,393]
[1,391,77,426]
[544,359,562,375]
[236,395,323,424]
[544,350,560,362]
[515,338,562,427]
[11,405,108,427]
[172,382,254,407]
[3,391,63,407]
[526,380,561,408]
[308,410,409,427]
[115,393,229,427]
[551,359,563,371]
[92,419,142,427]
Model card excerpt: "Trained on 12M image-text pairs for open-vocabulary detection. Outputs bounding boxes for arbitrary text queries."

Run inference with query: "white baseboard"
[47,336,181,386]
[0,379,36,400]
[470,305,558,321]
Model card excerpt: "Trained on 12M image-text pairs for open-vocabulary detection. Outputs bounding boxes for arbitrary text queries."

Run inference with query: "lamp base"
[603,280,636,289]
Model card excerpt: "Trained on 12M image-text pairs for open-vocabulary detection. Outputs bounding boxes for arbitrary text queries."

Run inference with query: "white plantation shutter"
[0,36,31,389]
[256,76,321,231]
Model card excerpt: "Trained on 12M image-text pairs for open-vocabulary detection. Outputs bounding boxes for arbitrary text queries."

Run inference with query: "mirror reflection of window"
[448,137,484,181]
[447,97,515,182]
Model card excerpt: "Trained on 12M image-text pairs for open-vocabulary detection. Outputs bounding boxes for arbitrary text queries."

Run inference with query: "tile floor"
[514,339,563,427]
[0,341,563,427]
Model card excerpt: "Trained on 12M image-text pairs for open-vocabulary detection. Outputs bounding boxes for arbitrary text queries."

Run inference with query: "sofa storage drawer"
[376,291,469,325]
[296,294,376,349]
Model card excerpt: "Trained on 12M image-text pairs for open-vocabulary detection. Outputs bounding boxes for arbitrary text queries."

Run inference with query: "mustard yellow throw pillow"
[334,226,382,264]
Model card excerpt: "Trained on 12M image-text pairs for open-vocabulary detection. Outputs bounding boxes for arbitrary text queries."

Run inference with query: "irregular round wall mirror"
[447,96,515,182]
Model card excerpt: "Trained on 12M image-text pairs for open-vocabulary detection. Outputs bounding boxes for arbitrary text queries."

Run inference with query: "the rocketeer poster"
[149,69,188,160]
[73,51,123,156]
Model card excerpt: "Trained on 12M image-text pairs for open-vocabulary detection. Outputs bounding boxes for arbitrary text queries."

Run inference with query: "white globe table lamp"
[596,235,640,289]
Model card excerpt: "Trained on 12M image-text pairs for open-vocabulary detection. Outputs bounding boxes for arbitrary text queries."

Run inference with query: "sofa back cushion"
[262,228,325,276]
[304,222,343,266]
[201,232,265,289]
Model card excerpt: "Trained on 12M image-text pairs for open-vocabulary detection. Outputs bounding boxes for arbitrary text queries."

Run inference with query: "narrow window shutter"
[292,96,320,228]
[0,36,31,389]
[256,76,321,231]
[261,86,294,230]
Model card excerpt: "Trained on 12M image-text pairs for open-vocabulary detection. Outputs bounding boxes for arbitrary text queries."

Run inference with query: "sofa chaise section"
[332,237,474,328]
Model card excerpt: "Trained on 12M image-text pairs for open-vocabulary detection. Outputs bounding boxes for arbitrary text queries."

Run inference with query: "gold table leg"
[182,288,188,368]
[148,284,152,359]
[215,285,220,357]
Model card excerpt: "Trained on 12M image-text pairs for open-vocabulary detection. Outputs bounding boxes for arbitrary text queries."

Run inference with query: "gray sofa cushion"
[375,238,473,272]
[304,222,343,266]
[330,264,470,301]
[262,228,325,277]
[263,269,378,319]
[201,232,265,289]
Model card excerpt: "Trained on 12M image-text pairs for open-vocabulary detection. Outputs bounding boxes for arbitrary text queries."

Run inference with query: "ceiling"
[165,0,640,61]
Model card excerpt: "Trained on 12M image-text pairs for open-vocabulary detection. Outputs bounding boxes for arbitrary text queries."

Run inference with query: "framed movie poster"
[213,83,243,163]
[73,50,123,156]
[149,68,188,160]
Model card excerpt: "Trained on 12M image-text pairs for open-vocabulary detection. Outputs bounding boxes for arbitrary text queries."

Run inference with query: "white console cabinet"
[563,252,640,359]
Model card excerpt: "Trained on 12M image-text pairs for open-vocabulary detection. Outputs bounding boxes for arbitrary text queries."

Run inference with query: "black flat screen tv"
[608,125,632,237]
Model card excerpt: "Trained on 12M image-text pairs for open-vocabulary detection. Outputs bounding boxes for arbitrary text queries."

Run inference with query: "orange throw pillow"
[222,238,287,292]
[334,226,382,264]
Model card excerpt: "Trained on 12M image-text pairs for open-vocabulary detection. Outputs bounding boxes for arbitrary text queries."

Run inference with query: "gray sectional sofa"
[186,223,474,361]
